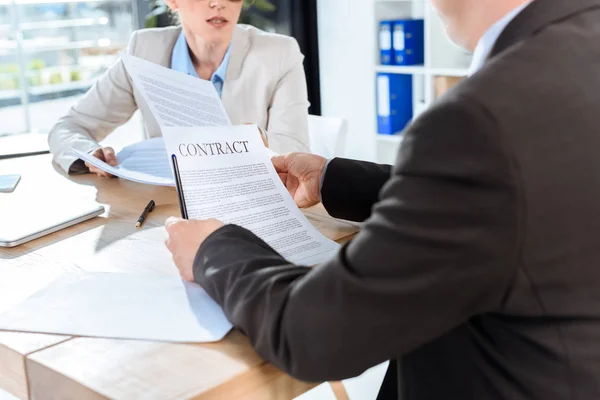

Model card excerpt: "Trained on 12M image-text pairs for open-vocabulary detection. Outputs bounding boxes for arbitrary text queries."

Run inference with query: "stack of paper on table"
[0,272,232,343]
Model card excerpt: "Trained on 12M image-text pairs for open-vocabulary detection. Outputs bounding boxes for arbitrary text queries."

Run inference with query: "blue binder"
[379,20,394,65]
[376,73,413,135]
[393,19,424,66]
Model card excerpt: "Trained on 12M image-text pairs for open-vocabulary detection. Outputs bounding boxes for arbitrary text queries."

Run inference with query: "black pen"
[136,200,155,228]
[171,154,189,219]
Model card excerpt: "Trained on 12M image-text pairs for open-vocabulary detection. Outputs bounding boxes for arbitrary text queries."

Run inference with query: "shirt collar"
[468,1,532,76]
[213,43,231,84]
[170,30,231,83]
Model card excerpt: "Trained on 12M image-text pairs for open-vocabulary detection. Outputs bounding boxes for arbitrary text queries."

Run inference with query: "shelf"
[375,65,468,77]
[0,79,94,100]
[0,39,119,55]
[29,79,94,95]
[0,89,20,101]
[1,0,127,4]
[25,65,93,75]
[25,39,111,53]
[20,17,109,30]
[376,134,403,144]
[376,65,425,75]
[0,65,100,77]
[428,67,469,77]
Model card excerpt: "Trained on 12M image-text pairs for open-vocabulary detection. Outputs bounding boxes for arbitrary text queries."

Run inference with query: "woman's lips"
[206,17,229,28]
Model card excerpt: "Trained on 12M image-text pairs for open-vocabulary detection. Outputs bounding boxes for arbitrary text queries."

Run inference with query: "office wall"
[316,0,377,161]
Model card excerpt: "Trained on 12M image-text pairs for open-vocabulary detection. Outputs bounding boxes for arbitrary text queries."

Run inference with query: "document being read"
[163,125,340,266]
[71,138,175,186]
[122,54,231,128]
[66,54,236,185]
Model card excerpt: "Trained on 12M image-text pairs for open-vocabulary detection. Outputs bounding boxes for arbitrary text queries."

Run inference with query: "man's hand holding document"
[163,125,340,270]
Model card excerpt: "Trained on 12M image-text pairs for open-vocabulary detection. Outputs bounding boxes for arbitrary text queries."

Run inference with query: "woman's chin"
[188,27,233,46]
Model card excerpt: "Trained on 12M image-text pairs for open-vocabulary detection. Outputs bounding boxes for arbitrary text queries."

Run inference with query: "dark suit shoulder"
[450,7,600,128]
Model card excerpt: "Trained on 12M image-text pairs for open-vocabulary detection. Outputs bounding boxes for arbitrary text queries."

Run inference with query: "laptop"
[0,202,105,248]
[0,132,49,160]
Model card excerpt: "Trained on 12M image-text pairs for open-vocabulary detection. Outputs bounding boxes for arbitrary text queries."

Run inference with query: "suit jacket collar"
[161,26,182,68]
[220,25,250,123]
[226,25,251,82]
[490,0,600,58]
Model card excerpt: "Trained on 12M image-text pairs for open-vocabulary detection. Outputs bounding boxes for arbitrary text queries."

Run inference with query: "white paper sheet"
[70,139,175,186]
[343,362,389,400]
[122,54,231,128]
[0,272,232,343]
[67,54,240,186]
[163,125,340,266]
[293,383,337,400]
[117,137,173,178]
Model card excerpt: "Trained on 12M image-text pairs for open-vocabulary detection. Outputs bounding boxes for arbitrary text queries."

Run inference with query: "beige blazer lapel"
[159,26,182,68]
[221,26,251,124]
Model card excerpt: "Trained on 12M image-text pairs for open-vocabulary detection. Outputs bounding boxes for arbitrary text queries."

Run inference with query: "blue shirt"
[468,1,532,75]
[170,31,232,97]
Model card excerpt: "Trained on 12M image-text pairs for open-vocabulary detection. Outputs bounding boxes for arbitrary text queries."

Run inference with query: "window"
[0,0,135,137]
[240,0,279,33]
[241,0,321,114]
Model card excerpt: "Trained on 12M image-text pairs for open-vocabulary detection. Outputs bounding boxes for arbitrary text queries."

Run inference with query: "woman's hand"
[85,147,117,178]
[244,122,269,147]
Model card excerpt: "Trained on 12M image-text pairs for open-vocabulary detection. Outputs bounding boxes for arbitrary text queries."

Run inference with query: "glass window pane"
[0,0,133,140]
[1,4,26,135]
[241,0,280,33]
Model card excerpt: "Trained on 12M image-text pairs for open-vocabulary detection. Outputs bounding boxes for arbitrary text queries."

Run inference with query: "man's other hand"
[272,153,327,208]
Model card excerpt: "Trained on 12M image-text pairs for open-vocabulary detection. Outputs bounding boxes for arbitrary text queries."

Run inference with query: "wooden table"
[0,155,358,400]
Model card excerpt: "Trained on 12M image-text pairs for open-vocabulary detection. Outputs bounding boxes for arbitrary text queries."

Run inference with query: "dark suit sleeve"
[321,158,392,222]
[193,96,521,382]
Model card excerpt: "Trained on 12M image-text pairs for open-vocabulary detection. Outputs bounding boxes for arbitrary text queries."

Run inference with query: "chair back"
[307,115,347,158]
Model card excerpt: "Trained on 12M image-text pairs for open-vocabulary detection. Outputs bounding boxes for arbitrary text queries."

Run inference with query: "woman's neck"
[183,28,231,80]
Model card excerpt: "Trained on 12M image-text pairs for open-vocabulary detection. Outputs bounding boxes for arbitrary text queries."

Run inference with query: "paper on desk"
[70,138,175,186]
[294,383,337,400]
[70,138,278,187]
[163,125,340,266]
[342,361,389,400]
[0,272,232,343]
[122,54,231,128]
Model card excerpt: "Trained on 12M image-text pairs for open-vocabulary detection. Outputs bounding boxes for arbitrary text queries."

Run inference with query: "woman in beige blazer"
[48,0,310,175]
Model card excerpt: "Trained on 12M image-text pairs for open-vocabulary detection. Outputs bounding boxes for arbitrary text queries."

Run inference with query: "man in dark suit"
[165,0,600,398]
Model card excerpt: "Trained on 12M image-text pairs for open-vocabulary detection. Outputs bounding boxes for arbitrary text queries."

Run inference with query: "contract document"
[122,54,231,128]
[164,125,340,266]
